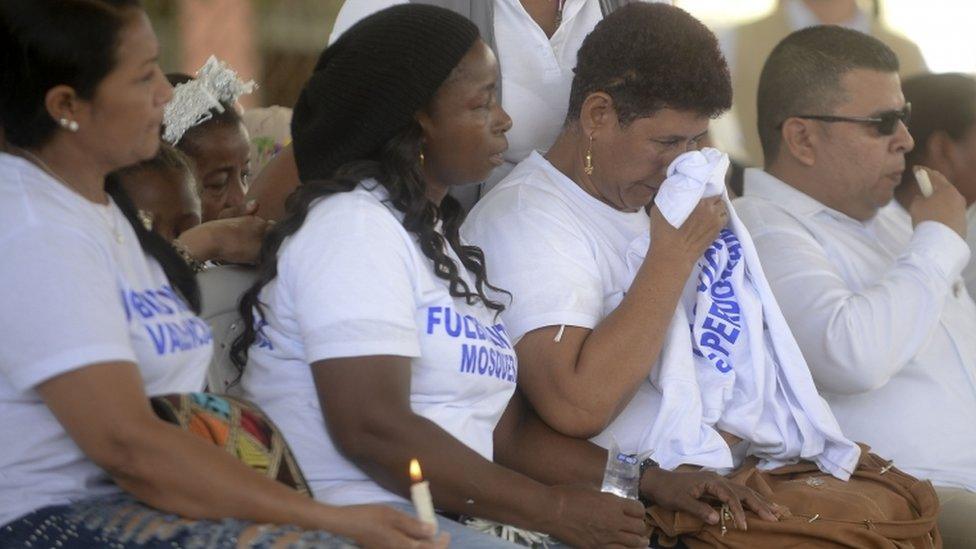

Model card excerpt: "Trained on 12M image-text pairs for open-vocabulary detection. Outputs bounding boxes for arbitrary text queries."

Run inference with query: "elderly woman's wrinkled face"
[588,107,709,212]
[180,120,251,221]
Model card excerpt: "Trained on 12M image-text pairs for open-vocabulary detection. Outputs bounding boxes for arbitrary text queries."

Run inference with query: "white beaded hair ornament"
[162,55,257,146]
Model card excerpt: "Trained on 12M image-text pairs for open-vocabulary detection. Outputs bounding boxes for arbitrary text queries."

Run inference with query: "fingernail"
[708,511,719,524]
[247,199,257,209]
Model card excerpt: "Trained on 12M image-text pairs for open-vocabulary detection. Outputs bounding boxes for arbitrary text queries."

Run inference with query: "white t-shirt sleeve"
[0,225,135,391]
[282,198,421,363]
[466,204,603,342]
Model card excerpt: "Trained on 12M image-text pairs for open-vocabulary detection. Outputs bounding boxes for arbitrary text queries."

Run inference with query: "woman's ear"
[415,109,434,138]
[578,91,616,139]
[44,84,81,128]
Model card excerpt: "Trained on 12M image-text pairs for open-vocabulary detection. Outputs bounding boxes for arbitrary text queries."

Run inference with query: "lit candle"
[409,458,437,530]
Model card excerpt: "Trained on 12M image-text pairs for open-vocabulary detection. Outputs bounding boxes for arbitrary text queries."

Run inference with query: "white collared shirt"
[734,168,976,491]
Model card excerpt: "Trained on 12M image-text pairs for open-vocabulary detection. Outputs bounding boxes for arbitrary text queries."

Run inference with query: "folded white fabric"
[626,148,860,479]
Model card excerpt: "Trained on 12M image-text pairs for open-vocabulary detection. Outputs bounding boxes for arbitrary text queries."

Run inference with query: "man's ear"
[781,118,818,167]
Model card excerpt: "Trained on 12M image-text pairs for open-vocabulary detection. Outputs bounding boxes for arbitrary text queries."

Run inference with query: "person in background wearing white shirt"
[231,5,653,547]
[734,25,976,548]
[900,73,976,299]
[246,0,656,220]
[0,1,446,548]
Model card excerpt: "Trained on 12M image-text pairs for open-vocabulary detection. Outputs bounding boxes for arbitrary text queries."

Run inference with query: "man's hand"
[910,167,967,239]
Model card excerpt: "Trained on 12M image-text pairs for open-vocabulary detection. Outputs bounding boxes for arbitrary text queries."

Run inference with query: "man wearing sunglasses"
[735,25,976,548]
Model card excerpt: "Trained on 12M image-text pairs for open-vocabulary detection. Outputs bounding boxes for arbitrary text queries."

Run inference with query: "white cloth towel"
[627,148,860,479]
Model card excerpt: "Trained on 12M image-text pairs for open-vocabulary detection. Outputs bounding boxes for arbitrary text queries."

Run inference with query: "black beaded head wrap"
[291,4,480,182]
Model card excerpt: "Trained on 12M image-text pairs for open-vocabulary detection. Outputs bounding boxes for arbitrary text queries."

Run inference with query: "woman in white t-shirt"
[0,2,446,548]
[231,5,652,548]
[463,2,785,530]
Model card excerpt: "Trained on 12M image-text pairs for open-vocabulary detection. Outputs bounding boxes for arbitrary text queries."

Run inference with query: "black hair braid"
[105,174,201,313]
[439,194,509,316]
[231,122,507,373]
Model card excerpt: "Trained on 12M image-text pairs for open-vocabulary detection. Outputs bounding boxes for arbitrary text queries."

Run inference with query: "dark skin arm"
[313,355,652,548]
[493,390,784,531]
[36,362,447,549]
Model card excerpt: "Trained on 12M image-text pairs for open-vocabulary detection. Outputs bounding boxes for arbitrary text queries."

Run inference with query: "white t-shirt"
[239,181,518,506]
[462,151,663,453]
[0,153,211,526]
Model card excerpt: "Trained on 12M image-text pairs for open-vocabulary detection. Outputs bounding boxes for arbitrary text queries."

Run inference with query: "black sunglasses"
[779,103,912,136]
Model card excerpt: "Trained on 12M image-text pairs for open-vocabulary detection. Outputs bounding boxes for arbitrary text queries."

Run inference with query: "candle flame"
[409,458,423,482]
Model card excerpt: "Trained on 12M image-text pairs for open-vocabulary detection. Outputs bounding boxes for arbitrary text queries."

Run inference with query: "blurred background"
[145,0,976,111]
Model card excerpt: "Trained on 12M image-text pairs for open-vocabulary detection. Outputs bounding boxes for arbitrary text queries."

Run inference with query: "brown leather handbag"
[647,445,941,548]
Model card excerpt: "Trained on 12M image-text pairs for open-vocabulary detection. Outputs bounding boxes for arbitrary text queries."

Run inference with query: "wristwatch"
[638,456,660,507]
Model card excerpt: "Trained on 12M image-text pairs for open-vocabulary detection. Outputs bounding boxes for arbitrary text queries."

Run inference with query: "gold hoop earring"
[584,135,594,175]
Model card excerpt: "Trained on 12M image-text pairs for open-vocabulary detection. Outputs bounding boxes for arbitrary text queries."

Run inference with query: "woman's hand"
[649,196,727,268]
[640,467,785,530]
[331,505,449,549]
[547,485,650,548]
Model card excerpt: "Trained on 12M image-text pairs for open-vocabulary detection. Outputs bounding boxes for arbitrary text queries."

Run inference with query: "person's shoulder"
[312,181,399,221]
[469,155,578,224]
[0,154,97,246]
[734,192,806,234]
[293,182,410,251]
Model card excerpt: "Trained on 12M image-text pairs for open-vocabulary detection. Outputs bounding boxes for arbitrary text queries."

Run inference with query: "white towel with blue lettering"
[626,148,859,479]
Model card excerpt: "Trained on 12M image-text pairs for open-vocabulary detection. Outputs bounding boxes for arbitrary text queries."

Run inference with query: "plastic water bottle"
[600,436,652,500]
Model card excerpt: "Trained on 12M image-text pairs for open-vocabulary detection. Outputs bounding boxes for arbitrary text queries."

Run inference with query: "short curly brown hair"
[566,3,731,125]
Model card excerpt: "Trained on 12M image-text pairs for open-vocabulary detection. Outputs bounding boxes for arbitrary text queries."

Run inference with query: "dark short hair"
[566,3,731,125]
[757,25,900,164]
[903,73,976,171]
[0,0,140,148]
